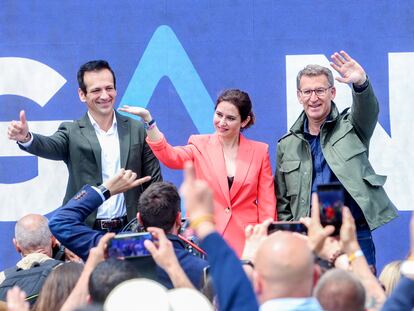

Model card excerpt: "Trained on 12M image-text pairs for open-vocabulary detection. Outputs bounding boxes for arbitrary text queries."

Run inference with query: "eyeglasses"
[299,87,332,98]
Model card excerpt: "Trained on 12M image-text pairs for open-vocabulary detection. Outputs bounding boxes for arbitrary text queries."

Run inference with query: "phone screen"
[108,232,153,259]
[317,182,344,235]
[267,221,308,235]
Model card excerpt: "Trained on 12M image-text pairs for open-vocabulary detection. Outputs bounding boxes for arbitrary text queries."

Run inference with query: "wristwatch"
[98,185,111,201]
[143,119,156,130]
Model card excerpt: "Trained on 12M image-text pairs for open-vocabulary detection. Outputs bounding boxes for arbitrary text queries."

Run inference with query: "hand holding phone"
[317,182,344,236]
[108,232,153,259]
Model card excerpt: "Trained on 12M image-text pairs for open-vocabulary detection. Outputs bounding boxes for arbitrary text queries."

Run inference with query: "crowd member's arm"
[275,142,294,221]
[340,206,386,310]
[118,106,195,169]
[381,212,414,311]
[257,148,277,222]
[181,162,258,311]
[330,51,378,145]
[300,194,348,268]
[49,170,150,261]
[60,233,114,311]
[300,194,335,256]
[144,227,194,289]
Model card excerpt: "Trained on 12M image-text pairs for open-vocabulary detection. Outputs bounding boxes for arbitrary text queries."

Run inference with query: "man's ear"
[312,264,321,289]
[51,236,58,248]
[78,88,87,102]
[252,270,262,295]
[297,90,303,105]
[136,212,143,226]
[330,86,336,100]
[175,212,182,226]
[13,238,21,254]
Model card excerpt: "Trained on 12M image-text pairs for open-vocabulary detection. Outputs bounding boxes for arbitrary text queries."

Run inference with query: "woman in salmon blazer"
[119,89,276,256]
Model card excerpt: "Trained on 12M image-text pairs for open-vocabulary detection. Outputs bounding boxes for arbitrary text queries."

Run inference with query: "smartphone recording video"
[317,182,344,236]
[108,232,153,259]
[267,221,308,235]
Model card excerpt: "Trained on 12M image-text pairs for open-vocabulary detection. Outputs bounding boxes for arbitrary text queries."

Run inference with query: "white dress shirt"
[88,111,126,219]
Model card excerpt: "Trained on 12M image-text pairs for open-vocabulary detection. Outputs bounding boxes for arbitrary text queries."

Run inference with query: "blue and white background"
[1,1,412,271]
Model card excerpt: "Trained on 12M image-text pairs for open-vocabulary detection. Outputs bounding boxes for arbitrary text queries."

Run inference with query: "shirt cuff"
[17,132,34,147]
[91,186,106,202]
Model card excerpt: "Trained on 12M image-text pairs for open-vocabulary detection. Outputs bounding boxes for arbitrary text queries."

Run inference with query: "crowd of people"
[1,50,412,310]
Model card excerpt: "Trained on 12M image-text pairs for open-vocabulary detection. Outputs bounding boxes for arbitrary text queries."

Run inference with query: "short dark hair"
[88,258,138,304]
[138,182,181,233]
[77,60,116,94]
[215,89,255,130]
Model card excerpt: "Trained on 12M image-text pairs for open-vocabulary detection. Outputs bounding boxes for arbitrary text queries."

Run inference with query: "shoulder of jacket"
[277,131,293,143]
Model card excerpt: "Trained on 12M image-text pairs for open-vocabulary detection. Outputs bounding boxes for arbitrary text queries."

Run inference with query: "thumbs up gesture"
[8,110,31,143]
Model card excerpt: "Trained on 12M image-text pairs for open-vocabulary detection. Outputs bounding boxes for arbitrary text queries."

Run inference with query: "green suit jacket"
[275,81,397,230]
[20,111,162,226]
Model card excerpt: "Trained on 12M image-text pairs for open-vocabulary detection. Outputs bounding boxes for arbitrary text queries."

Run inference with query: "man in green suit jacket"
[8,60,162,230]
[275,51,397,268]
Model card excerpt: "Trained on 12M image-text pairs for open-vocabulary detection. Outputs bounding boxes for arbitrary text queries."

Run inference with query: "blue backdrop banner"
[1,0,412,271]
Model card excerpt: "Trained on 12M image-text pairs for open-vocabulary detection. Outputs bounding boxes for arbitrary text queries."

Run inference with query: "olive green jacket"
[275,81,397,230]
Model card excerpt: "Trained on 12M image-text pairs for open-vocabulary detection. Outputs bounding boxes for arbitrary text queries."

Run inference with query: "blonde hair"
[379,260,402,296]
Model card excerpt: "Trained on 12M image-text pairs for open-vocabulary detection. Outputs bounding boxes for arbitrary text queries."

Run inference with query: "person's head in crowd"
[253,231,316,303]
[104,278,213,311]
[73,304,103,311]
[88,258,139,304]
[314,268,366,311]
[137,182,181,234]
[379,260,402,296]
[32,262,83,311]
[214,89,255,133]
[13,214,54,257]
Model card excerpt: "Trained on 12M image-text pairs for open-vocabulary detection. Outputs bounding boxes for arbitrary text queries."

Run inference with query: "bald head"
[14,214,53,256]
[254,231,315,302]
[314,269,365,311]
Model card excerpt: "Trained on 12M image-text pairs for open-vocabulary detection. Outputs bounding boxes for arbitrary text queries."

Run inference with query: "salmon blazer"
[147,133,276,256]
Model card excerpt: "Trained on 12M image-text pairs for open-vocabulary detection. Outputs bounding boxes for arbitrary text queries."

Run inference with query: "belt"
[94,216,128,231]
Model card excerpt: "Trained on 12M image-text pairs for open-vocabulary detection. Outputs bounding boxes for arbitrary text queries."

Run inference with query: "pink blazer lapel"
[230,134,254,199]
[205,134,232,207]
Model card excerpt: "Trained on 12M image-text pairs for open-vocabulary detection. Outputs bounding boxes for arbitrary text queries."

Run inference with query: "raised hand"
[8,110,30,142]
[103,169,151,196]
[300,193,335,254]
[242,218,272,261]
[118,105,152,122]
[6,286,29,311]
[330,51,367,86]
[339,206,360,254]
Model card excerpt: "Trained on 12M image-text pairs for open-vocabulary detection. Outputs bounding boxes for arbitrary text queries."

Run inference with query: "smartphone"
[317,182,344,236]
[267,221,308,235]
[108,232,153,259]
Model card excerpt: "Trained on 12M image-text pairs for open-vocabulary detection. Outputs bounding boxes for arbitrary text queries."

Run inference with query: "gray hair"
[15,214,52,252]
[296,64,334,90]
